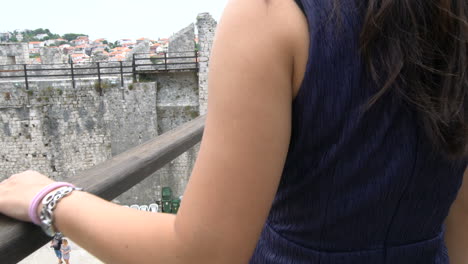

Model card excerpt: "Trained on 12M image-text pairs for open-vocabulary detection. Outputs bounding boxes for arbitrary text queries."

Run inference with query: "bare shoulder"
[219,0,309,94]
[221,0,308,47]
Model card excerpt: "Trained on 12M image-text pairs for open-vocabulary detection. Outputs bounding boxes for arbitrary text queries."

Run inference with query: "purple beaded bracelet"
[28,182,75,225]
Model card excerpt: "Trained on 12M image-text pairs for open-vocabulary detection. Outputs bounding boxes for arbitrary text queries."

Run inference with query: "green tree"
[62,33,87,42]
[50,34,61,39]
[9,35,18,42]
[108,41,121,49]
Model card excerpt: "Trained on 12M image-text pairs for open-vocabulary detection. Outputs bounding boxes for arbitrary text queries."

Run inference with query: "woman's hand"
[0,170,55,222]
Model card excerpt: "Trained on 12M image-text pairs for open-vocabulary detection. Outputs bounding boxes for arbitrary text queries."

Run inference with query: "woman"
[61,239,71,264]
[0,0,467,263]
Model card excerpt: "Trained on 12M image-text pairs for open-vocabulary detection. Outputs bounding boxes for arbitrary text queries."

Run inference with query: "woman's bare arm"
[0,0,309,263]
[445,166,468,264]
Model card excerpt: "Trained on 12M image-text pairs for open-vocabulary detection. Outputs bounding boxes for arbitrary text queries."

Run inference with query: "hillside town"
[0,29,179,64]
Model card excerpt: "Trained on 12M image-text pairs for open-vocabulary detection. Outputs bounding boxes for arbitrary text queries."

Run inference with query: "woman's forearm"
[445,201,468,264]
[52,191,204,264]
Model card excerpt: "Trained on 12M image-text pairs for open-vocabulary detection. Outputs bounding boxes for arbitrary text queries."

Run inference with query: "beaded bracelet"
[28,182,75,225]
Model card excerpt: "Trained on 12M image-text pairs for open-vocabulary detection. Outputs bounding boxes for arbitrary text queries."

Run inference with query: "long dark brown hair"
[359,0,468,158]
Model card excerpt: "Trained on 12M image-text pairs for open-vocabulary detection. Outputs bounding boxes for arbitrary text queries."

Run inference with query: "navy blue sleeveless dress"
[249,0,467,263]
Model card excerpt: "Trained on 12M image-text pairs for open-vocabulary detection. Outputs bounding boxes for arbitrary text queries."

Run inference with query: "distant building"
[28,41,45,50]
[44,39,59,46]
[57,38,67,43]
[71,36,89,46]
[0,32,11,42]
[136,37,150,44]
[93,38,106,44]
[70,53,90,63]
[108,46,131,62]
[73,45,86,54]
[156,45,167,53]
[117,39,133,46]
[150,43,161,54]
[62,46,75,55]
[35,33,48,40]
[156,38,169,53]
[121,42,135,48]
[158,38,169,45]
[43,39,67,46]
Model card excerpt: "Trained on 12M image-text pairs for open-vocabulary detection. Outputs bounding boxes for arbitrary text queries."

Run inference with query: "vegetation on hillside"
[62,33,88,42]
[7,28,87,43]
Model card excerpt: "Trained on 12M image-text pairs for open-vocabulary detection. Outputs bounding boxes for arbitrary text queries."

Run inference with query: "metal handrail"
[0,51,199,91]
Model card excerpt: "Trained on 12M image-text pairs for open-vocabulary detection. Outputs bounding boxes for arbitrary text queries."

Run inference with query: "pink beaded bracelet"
[28,182,75,225]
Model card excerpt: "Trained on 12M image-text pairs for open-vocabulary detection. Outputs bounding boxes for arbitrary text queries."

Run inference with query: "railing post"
[164,52,167,71]
[132,54,137,83]
[120,61,124,88]
[23,64,29,90]
[70,60,76,89]
[97,62,102,96]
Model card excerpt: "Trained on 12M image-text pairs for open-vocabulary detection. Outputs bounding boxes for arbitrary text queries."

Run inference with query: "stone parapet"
[196,13,217,115]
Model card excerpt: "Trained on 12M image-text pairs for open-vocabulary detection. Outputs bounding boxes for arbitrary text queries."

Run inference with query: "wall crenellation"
[0,43,29,65]
[196,13,217,115]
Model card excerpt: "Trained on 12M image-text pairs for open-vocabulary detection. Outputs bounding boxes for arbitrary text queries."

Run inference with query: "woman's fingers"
[0,170,55,222]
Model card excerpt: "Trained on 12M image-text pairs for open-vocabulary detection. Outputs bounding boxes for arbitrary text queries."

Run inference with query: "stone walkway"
[18,240,103,264]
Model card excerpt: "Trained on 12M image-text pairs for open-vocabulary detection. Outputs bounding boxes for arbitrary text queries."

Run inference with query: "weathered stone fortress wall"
[0,74,198,204]
[114,71,201,204]
[0,78,155,179]
[0,43,29,65]
[168,23,195,58]
[0,13,217,204]
[196,13,217,115]
[40,47,68,64]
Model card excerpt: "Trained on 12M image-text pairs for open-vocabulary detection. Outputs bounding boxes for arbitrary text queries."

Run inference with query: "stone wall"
[126,40,150,62]
[196,13,217,115]
[40,47,67,64]
[168,23,196,69]
[114,71,200,204]
[0,71,199,204]
[0,77,153,179]
[0,43,29,65]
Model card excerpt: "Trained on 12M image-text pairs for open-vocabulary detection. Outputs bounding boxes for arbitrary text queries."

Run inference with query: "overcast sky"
[1,0,229,42]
